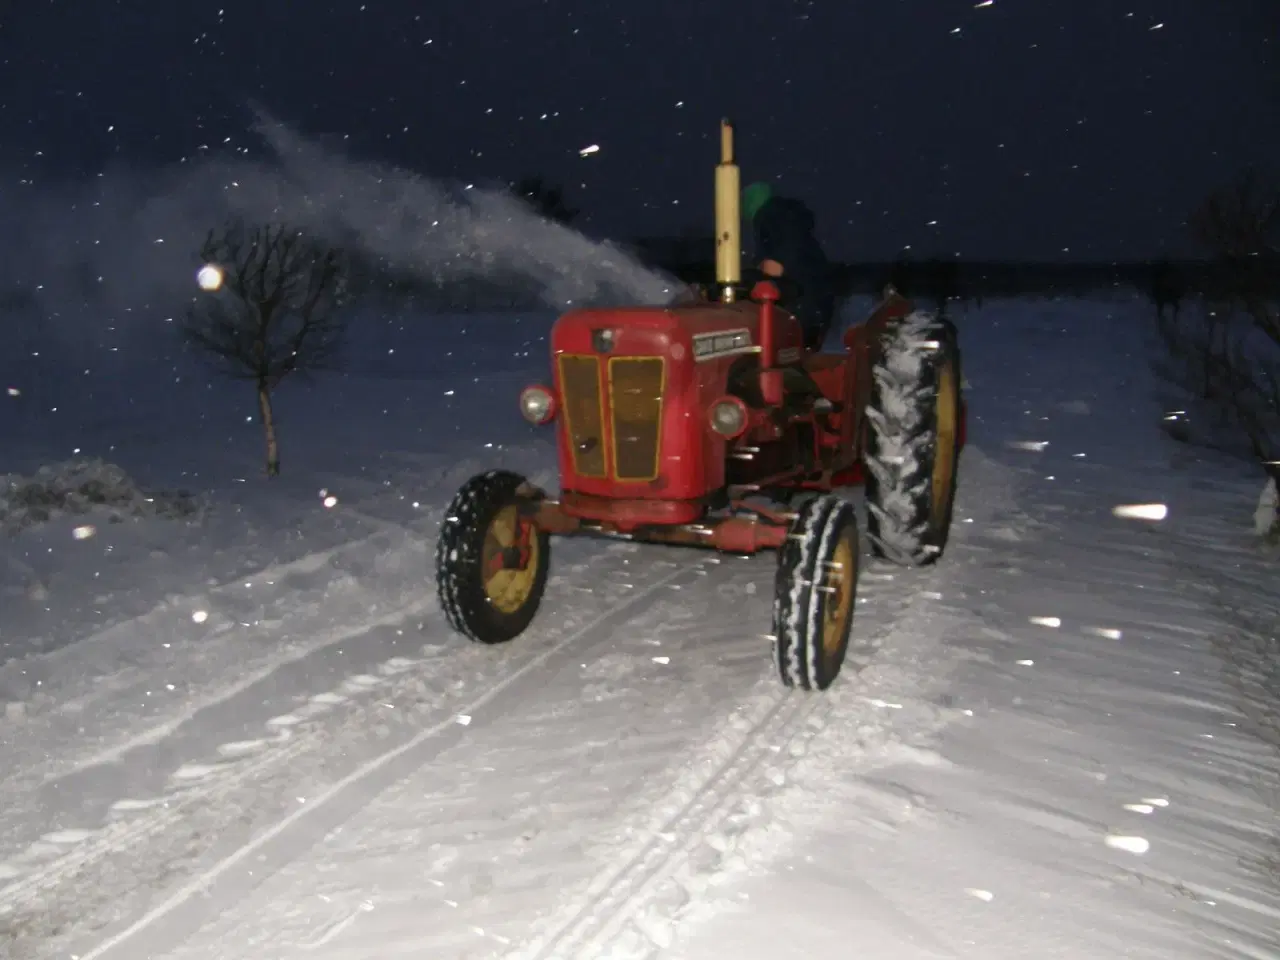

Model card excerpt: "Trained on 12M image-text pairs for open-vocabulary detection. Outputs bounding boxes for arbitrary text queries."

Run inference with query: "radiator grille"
[608,357,665,481]
[557,355,606,477]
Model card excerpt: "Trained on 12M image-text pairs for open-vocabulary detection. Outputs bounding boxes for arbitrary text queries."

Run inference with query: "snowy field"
[0,294,1276,960]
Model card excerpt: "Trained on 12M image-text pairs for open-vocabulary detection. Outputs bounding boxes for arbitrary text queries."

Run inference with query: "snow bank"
[0,458,198,534]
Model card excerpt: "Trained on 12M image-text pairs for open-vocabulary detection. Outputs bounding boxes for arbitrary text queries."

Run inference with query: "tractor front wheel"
[435,470,550,644]
[772,494,860,691]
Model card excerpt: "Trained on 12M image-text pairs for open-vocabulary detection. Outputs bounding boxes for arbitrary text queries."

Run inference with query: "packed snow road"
[0,441,1012,960]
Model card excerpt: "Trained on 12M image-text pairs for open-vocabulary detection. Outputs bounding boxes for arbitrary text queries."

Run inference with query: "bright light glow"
[1085,626,1123,639]
[197,264,224,291]
[1112,503,1168,521]
[1105,834,1150,855]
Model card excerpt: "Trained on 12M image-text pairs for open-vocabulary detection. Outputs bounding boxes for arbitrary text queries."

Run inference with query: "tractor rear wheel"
[772,494,860,691]
[864,311,962,566]
[435,470,550,644]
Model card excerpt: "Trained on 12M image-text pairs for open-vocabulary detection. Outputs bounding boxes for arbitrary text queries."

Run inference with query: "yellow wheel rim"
[482,505,540,614]
[821,532,857,665]
[931,357,959,524]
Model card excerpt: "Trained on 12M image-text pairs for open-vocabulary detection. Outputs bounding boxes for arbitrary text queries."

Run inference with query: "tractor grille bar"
[557,355,606,477]
[608,357,665,481]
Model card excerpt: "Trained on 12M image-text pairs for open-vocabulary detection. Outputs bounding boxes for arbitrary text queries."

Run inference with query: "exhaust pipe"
[715,118,742,303]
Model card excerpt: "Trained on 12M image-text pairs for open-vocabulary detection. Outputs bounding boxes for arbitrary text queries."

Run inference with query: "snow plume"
[0,108,677,348]
[249,111,677,307]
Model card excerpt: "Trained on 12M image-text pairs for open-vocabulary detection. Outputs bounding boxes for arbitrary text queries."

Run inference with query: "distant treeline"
[636,250,1280,304]
[846,258,1280,301]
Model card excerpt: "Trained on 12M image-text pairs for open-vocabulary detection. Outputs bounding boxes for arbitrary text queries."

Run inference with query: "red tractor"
[435,120,965,691]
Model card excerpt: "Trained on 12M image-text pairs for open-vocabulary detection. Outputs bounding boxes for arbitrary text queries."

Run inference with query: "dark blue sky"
[1,0,1275,260]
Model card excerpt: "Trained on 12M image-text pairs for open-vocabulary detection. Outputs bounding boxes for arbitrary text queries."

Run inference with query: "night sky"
[1,0,1276,261]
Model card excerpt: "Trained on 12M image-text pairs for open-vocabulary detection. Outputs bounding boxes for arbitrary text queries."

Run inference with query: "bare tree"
[183,220,349,477]
[1154,169,1280,535]
[1190,167,1279,263]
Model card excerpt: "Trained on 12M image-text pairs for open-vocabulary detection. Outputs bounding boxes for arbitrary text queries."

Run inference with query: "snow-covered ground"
[0,295,1276,960]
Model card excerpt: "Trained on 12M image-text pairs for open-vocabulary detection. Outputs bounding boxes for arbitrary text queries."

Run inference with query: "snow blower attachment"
[435,119,967,691]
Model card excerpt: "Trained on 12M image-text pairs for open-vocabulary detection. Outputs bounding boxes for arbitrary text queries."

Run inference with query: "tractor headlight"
[519,385,556,424]
[709,396,749,439]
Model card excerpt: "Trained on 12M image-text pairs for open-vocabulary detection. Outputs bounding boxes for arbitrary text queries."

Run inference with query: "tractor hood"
[552,300,774,360]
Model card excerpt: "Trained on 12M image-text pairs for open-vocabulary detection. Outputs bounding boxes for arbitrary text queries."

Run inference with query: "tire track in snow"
[504,565,939,960]
[2,518,427,790]
[0,611,430,909]
[139,547,938,960]
[0,546,710,956]
[74,516,961,960]
[1,497,484,877]
[26,452,1009,958]
[505,451,1018,960]
[0,520,434,874]
[131,554,783,959]
[510,690,816,960]
[149,491,985,960]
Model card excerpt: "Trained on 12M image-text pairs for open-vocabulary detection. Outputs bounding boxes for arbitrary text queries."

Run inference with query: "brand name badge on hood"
[692,328,756,362]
